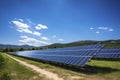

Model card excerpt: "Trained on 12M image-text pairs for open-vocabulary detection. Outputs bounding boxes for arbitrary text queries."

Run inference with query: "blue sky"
[0,0,120,46]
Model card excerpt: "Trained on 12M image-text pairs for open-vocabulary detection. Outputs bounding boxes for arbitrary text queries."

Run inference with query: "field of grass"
[87,60,120,80]
[0,52,120,80]
[9,54,120,80]
[0,53,50,80]
[10,54,85,80]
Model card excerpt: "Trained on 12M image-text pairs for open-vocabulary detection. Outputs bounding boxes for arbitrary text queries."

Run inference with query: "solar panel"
[95,49,120,58]
[8,44,103,67]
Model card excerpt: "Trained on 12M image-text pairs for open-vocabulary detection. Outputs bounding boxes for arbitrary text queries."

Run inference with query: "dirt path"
[7,54,63,80]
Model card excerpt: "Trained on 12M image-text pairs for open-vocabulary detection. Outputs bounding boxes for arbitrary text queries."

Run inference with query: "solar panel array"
[8,44,103,67]
[95,49,120,58]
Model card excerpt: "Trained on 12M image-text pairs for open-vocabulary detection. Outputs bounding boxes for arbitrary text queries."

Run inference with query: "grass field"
[87,60,120,80]
[0,53,51,80]
[0,52,120,80]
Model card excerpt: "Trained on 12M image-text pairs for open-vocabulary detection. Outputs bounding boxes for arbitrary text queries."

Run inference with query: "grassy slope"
[0,53,49,80]
[44,40,120,49]
[1,52,120,80]
[87,60,120,80]
[11,54,120,80]
[11,55,86,80]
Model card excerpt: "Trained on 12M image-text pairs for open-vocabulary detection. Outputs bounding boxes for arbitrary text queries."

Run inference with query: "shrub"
[0,70,11,80]
[0,54,5,68]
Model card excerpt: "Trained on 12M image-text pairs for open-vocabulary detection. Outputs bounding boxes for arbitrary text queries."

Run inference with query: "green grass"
[87,60,120,80]
[10,55,86,80]
[11,55,120,80]
[0,53,50,80]
[1,53,120,80]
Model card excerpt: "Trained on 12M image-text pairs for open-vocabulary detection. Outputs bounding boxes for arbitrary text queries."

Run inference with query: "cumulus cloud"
[109,29,114,31]
[17,28,32,33]
[96,31,100,34]
[90,26,114,34]
[33,31,41,36]
[41,36,50,41]
[12,21,29,28]
[98,27,108,30]
[98,27,114,32]
[19,36,51,47]
[35,24,48,30]
[11,19,63,45]
[58,38,64,41]
[18,19,23,22]
[12,20,33,34]
[27,19,32,24]
[20,35,28,38]
[52,35,57,38]
[52,35,64,42]
[90,27,94,30]
[12,20,44,36]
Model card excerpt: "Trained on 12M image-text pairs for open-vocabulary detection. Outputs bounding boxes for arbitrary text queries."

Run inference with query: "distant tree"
[9,48,14,52]
[31,48,35,50]
[19,48,24,51]
[53,47,57,48]
[2,48,9,52]
[39,47,43,50]
[27,48,31,50]
[0,49,2,52]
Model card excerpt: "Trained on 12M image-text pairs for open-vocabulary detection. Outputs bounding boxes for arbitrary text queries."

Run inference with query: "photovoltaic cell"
[95,49,120,58]
[8,44,104,67]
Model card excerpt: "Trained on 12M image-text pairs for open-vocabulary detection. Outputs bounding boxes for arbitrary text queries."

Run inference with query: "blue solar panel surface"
[95,49,120,58]
[8,44,103,67]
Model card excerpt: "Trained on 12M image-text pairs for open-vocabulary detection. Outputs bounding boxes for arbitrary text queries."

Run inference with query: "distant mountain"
[0,39,120,49]
[0,44,34,49]
[42,39,120,49]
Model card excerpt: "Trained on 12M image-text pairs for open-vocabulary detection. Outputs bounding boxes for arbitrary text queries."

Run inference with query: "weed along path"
[7,54,64,80]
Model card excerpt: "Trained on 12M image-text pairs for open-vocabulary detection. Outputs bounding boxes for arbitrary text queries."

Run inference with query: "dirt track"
[7,54,63,80]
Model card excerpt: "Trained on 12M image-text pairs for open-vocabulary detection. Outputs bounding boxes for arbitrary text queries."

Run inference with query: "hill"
[0,39,120,50]
[0,44,34,49]
[43,39,120,49]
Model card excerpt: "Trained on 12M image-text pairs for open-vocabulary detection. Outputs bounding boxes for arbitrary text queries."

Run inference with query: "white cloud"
[12,20,43,36]
[19,36,51,47]
[12,20,33,34]
[58,38,64,41]
[98,27,108,30]
[18,19,23,22]
[35,24,48,30]
[52,35,57,38]
[33,31,41,36]
[109,29,114,31]
[96,31,100,34]
[12,21,29,28]
[41,36,50,41]
[20,35,28,38]
[90,27,94,30]
[90,26,114,34]
[27,19,32,24]
[18,28,32,34]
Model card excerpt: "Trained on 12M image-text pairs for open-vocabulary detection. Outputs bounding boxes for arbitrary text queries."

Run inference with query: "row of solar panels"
[8,44,103,67]
[19,50,98,56]
[8,44,120,67]
[27,55,91,67]
[9,51,92,67]
[95,49,120,58]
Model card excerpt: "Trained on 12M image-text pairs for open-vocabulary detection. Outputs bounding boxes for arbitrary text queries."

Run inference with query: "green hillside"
[42,39,120,49]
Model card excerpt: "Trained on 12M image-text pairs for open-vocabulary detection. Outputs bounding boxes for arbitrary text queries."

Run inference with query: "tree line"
[0,47,44,52]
